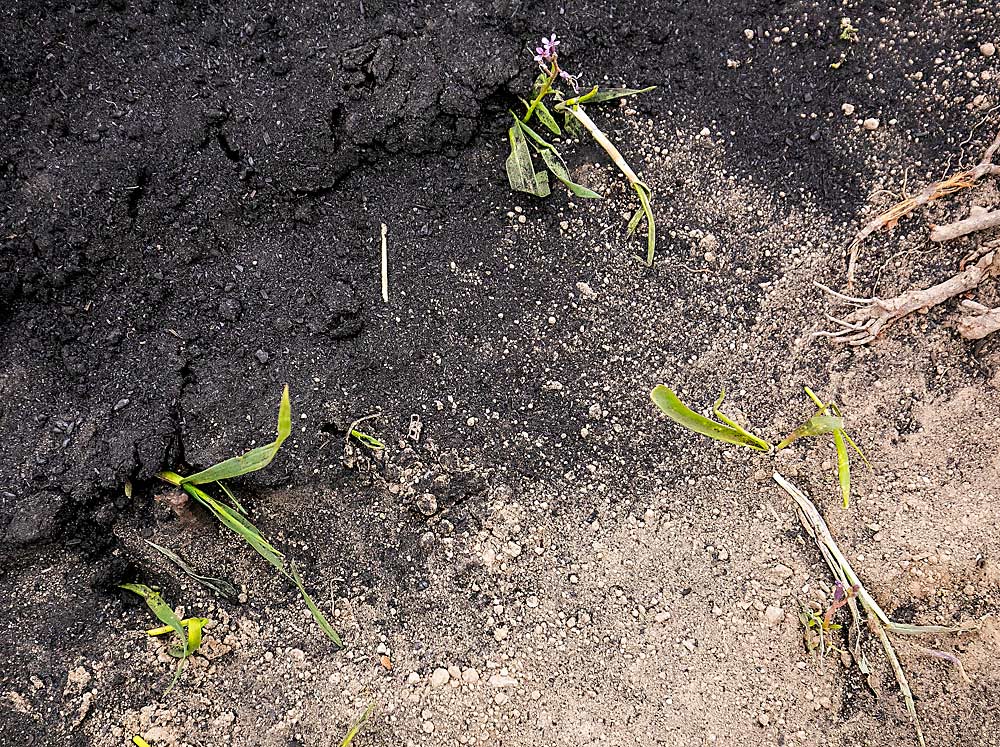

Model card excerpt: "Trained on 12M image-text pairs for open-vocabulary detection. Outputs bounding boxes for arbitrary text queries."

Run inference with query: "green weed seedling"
[340,702,376,746]
[157,385,343,648]
[651,384,869,506]
[777,387,871,508]
[506,34,657,264]
[119,583,206,693]
[650,383,980,747]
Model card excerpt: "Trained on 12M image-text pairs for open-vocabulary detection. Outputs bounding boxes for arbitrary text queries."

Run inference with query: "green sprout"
[340,702,376,746]
[119,583,206,693]
[650,385,771,452]
[506,34,657,265]
[839,17,859,43]
[650,384,871,507]
[157,385,343,648]
[777,387,871,507]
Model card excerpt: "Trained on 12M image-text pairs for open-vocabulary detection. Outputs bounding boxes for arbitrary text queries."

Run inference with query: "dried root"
[846,127,1000,286]
[958,300,1000,340]
[930,206,1000,243]
[816,251,998,344]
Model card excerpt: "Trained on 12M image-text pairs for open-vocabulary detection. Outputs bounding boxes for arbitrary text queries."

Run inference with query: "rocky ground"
[2,1,999,746]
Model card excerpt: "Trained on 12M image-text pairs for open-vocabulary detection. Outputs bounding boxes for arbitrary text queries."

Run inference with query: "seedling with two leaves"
[156,385,342,649]
[650,384,870,507]
[119,583,208,693]
[506,34,657,265]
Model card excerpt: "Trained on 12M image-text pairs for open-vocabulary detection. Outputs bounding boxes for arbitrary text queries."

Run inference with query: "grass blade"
[834,429,851,507]
[288,561,343,648]
[143,540,240,602]
[350,429,385,451]
[633,182,656,265]
[584,86,656,104]
[650,385,772,452]
[340,702,376,746]
[538,149,602,199]
[119,583,189,692]
[776,414,844,450]
[181,385,291,485]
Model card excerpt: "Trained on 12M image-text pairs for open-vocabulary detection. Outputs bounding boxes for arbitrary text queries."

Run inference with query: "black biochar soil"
[0,0,992,740]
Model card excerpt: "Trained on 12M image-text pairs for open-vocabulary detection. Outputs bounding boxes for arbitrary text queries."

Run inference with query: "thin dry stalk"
[846,127,1000,286]
[772,472,980,747]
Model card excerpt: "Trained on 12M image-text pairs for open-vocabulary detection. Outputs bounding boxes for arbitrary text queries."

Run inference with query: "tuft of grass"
[144,540,240,602]
[119,583,204,693]
[157,385,343,648]
[778,387,871,507]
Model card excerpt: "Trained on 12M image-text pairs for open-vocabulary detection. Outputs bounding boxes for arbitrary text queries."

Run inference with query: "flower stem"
[523,63,558,124]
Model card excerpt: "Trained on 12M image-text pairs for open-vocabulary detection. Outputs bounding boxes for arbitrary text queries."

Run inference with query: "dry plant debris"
[846,126,1000,286]
[816,250,999,344]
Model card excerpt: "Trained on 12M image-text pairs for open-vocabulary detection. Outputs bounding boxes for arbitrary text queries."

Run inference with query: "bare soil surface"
[2,1,999,746]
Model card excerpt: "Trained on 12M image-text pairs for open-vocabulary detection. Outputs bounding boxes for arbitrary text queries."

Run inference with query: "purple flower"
[832,581,845,603]
[532,33,561,63]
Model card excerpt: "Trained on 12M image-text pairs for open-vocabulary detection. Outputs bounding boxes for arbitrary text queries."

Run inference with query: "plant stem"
[564,105,656,265]
[523,64,558,124]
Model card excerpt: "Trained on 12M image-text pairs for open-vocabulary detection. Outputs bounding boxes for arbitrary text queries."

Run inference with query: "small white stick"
[380,223,389,303]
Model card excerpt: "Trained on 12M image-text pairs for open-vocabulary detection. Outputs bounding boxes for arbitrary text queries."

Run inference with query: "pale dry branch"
[817,251,998,344]
[930,206,1000,243]
[957,299,1000,340]
[846,127,1000,286]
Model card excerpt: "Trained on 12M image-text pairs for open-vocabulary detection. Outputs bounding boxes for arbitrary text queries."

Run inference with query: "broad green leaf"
[340,702,376,746]
[563,112,582,138]
[776,414,845,450]
[539,150,602,199]
[586,86,656,104]
[288,561,343,648]
[834,429,850,507]
[535,101,561,135]
[120,583,189,692]
[143,540,240,602]
[181,385,291,485]
[650,385,772,452]
[505,123,549,197]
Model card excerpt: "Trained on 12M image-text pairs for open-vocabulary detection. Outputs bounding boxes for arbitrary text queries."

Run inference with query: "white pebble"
[981,42,996,57]
[863,117,879,131]
[430,668,450,688]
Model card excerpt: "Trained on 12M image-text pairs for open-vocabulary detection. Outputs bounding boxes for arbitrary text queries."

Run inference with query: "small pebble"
[416,493,438,516]
[764,605,785,626]
[863,117,880,130]
[461,667,480,684]
[430,668,450,688]
[981,42,996,57]
[841,103,855,116]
